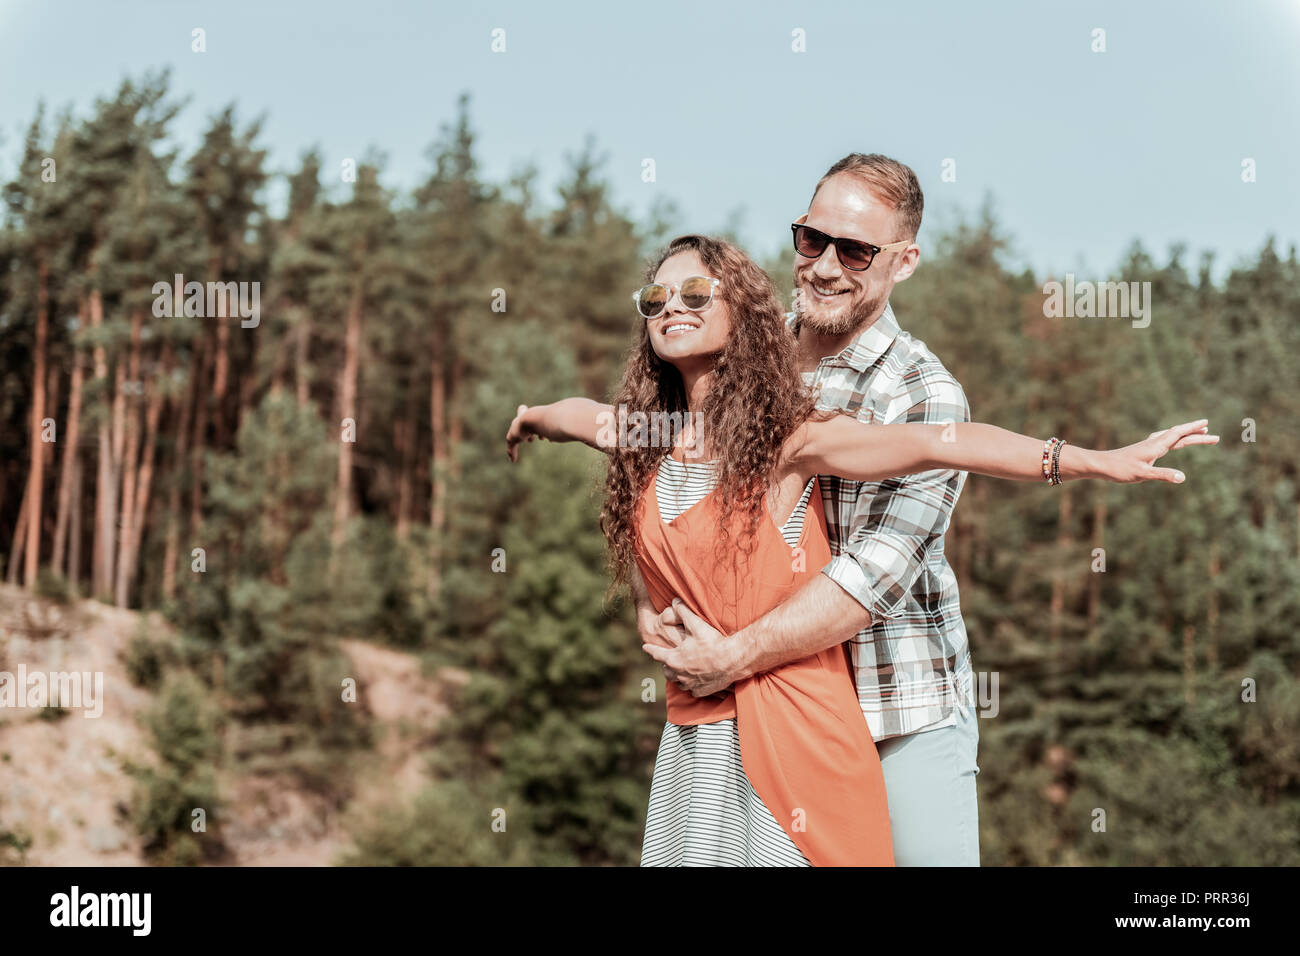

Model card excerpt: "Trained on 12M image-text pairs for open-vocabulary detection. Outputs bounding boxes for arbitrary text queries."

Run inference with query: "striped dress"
[640,455,817,867]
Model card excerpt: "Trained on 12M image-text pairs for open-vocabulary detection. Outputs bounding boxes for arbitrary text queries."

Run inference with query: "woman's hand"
[506,398,616,461]
[1090,419,1219,483]
[506,404,539,463]
[638,602,685,650]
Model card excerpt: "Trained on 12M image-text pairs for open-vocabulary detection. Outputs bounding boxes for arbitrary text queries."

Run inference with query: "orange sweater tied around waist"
[634,470,894,866]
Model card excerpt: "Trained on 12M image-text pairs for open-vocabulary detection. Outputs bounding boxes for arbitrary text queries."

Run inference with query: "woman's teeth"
[664,324,696,334]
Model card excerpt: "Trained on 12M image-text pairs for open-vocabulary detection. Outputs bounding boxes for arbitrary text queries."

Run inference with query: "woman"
[506,235,1215,867]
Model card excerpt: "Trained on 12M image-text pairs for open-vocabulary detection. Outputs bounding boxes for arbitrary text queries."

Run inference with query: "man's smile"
[804,280,852,302]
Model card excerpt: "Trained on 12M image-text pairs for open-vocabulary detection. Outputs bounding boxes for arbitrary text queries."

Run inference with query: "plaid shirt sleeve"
[821,374,972,621]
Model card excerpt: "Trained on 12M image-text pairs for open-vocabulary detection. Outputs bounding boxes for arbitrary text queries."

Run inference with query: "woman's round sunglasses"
[791,223,911,272]
[632,275,721,320]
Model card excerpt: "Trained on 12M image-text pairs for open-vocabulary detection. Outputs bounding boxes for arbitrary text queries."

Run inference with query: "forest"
[1,71,1297,866]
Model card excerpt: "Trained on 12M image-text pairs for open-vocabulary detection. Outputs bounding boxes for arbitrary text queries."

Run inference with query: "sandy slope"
[0,584,446,866]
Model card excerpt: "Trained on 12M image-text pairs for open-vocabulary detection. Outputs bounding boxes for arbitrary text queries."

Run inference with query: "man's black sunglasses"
[790,223,911,272]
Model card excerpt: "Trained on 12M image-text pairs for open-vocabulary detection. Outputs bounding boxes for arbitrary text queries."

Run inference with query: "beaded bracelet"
[1050,438,1068,485]
[1041,437,1059,483]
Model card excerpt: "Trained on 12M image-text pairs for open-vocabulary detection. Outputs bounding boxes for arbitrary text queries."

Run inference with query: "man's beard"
[794,277,888,338]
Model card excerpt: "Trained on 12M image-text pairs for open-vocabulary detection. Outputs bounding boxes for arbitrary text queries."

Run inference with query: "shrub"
[124,625,178,690]
[339,779,549,866]
[123,671,225,865]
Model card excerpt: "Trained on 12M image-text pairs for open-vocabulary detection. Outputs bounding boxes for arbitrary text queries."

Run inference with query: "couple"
[505,153,1216,866]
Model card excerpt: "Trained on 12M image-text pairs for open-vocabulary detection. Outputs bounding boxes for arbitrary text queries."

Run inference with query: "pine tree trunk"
[68,456,82,591]
[237,314,257,436]
[295,311,311,409]
[163,325,198,600]
[42,364,60,544]
[90,284,117,599]
[429,328,448,598]
[211,253,230,446]
[114,310,144,606]
[51,332,85,574]
[448,356,464,479]
[108,358,127,604]
[124,346,168,605]
[6,475,30,585]
[395,414,413,539]
[213,312,229,422]
[332,279,363,551]
[23,255,50,588]
[190,331,211,537]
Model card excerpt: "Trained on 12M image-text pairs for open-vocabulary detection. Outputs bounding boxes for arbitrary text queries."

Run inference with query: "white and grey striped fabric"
[642,455,816,867]
[654,455,813,549]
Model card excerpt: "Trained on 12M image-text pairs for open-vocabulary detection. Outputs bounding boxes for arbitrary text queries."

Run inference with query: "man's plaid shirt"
[789,303,974,741]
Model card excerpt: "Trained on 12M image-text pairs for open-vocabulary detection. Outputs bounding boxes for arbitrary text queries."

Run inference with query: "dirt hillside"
[0,584,447,866]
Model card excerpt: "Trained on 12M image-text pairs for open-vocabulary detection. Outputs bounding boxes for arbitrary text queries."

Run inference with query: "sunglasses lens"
[680,276,713,310]
[837,241,875,270]
[638,284,668,318]
[793,225,828,258]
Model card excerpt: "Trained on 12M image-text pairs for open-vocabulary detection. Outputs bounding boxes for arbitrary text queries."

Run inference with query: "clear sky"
[2,0,1298,279]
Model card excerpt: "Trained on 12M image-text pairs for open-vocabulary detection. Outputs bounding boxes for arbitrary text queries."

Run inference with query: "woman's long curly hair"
[601,234,823,593]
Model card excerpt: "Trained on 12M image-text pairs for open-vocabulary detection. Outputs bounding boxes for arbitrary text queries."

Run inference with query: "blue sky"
[2,0,1298,279]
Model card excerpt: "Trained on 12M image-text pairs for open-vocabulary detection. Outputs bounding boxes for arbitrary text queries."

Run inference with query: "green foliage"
[894,210,1300,866]
[431,322,662,864]
[339,780,550,866]
[124,670,224,865]
[167,393,372,786]
[322,518,430,650]
[33,569,74,604]
[0,818,34,865]
[124,623,179,690]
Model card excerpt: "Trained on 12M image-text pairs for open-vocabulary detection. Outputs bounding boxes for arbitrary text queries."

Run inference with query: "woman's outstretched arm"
[506,399,615,461]
[790,415,1218,485]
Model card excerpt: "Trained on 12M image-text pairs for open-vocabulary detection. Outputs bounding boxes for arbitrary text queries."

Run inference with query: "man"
[643,153,980,866]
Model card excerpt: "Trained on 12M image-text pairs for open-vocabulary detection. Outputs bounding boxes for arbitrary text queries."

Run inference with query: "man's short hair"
[812,153,924,241]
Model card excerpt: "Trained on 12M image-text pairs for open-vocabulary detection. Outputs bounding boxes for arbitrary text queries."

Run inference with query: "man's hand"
[1088,419,1218,483]
[642,599,746,697]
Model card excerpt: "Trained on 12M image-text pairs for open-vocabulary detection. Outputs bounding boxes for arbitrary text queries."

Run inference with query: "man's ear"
[794,212,809,225]
[891,244,921,284]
